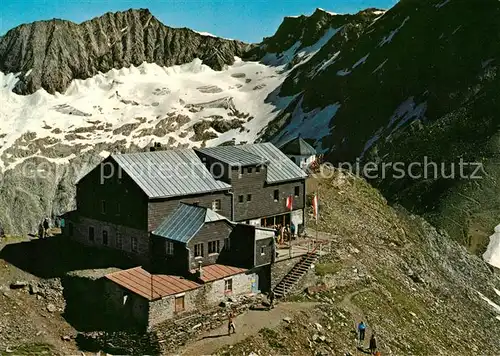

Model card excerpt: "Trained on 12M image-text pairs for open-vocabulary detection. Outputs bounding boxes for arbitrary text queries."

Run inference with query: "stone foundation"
[67,215,150,265]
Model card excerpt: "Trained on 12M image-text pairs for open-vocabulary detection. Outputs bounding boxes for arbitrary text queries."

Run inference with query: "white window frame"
[212,199,221,212]
[166,241,174,255]
[194,243,204,258]
[208,240,220,255]
[131,236,138,253]
[88,226,95,242]
[224,278,233,294]
[102,229,109,246]
[116,232,123,249]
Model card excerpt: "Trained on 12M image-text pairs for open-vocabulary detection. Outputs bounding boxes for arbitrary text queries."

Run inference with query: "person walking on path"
[227,311,236,336]
[43,218,50,237]
[268,290,275,310]
[369,333,377,354]
[357,321,367,345]
[38,223,45,239]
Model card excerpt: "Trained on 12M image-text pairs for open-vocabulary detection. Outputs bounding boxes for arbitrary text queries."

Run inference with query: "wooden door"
[175,296,185,313]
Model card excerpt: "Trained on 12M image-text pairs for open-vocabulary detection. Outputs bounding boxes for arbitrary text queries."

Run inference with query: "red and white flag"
[286,195,293,211]
[312,193,319,221]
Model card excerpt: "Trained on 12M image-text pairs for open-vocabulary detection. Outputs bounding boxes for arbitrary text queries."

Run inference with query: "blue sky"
[1,0,398,43]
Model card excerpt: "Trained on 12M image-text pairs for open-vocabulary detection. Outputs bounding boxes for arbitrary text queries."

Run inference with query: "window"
[212,199,221,211]
[274,189,279,202]
[247,194,252,202]
[208,240,220,254]
[261,246,265,255]
[166,241,174,255]
[238,166,243,178]
[194,243,204,258]
[175,295,185,312]
[131,237,138,253]
[294,186,300,197]
[238,195,244,203]
[224,237,231,250]
[224,279,233,293]
[101,200,106,214]
[248,167,253,173]
[88,226,95,242]
[122,292,129,306]
[256,166,261,173]
[116,232,123,249]
[102,230,108,246]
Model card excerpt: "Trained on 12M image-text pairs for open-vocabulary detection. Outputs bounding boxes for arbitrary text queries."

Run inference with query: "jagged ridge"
[0,8,249,94]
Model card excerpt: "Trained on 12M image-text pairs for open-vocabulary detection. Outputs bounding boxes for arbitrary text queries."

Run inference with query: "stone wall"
[103,279,150,328]
[270,256,318,295]
[205,272,257,304]
[69,215,150,265]
[271,256,302,290]
[105,271,258,330]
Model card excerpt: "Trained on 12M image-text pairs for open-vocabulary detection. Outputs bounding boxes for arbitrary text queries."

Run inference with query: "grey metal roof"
[239,143,307,183]
[279,137,317,156]
[152,203,229,243]
[196,146,267,167]
[112,150,231,199]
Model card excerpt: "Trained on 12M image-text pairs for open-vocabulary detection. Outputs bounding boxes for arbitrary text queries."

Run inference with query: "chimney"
[197,261,203,279]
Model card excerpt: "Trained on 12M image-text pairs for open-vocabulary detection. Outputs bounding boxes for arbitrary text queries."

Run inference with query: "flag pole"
[316,185,319,242]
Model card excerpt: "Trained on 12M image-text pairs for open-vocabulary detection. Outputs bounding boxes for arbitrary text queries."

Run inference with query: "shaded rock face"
[245,8,381,63]
[258,0,500,251]
[0,8,248,94]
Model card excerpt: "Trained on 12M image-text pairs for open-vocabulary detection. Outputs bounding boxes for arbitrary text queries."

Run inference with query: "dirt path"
[339,287,376,353]
[178,302,317,356]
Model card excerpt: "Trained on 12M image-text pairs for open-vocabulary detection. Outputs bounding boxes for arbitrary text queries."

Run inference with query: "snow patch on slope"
[274,97,340,150]
[379,16,410,46]
[262,27,341,68]
[386,97,427,132]
[483,224,500,269]
[435,0,451,9]
[0,58,289,171]
[336,53,370,76]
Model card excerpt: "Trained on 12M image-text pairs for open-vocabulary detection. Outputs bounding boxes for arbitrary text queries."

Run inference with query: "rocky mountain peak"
[0,8,247,95]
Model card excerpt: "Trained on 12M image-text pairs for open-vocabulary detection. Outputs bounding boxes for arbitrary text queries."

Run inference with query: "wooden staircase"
[273,252,319,298]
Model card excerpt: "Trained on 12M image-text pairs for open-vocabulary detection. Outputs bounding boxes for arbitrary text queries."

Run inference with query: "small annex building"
[103,203,274,329]
[278,137,317,171]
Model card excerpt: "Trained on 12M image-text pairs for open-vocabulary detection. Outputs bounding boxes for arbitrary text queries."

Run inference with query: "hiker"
[43,218,50,237]
[290,222,296,239]
[268,290,275,310]
[358,321,367,344]
[369,333,377,354]
[38,223,45,239]
[227,311,236,335]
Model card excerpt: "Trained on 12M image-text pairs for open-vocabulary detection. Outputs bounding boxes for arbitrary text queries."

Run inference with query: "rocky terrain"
[215,170,500,355]
[260,0,500,253]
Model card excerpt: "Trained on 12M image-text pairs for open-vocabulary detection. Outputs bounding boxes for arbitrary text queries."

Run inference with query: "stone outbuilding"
[104,264,257,329]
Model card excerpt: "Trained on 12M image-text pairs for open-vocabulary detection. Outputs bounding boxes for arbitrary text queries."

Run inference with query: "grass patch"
[259,327,285,349]
[315,261,341,276]
[8,343,54,355]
